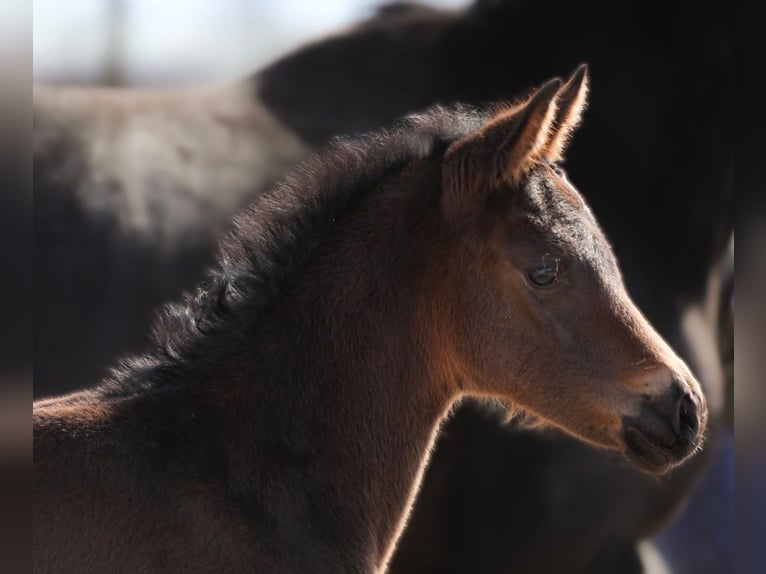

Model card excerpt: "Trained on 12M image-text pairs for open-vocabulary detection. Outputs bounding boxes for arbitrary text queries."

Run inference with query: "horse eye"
[527,255,560,287]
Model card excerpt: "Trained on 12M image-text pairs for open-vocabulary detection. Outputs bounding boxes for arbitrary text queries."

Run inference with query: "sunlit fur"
[34,67,706,574]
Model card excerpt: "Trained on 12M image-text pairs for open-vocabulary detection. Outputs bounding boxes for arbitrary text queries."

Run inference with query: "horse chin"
[622,426,674,474]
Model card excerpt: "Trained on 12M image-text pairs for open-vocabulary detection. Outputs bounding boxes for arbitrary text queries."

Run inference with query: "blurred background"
[34,0,468,86]
[23,1,747,573]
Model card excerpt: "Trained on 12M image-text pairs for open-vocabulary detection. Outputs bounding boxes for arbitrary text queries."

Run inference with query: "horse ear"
[442,76,561,220]
[544,63,589,162]
[488,77,562,186]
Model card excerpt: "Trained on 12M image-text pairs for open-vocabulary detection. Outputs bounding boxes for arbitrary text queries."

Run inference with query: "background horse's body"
[34,82,306,396]
[34,1,733,572]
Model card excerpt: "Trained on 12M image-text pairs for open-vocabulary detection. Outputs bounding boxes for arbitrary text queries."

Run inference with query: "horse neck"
[220,161,457,569]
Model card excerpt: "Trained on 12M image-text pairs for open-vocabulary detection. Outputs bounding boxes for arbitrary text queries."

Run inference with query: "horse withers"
[33,66,707,573]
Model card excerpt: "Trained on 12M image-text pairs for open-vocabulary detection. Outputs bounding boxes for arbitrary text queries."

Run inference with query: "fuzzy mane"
[102,105,490,396]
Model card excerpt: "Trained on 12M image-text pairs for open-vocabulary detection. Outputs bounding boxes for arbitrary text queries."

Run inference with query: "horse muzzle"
[621,378,707,474]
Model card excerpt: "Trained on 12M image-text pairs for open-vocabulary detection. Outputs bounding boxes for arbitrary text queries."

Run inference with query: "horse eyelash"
[540,253,560,271]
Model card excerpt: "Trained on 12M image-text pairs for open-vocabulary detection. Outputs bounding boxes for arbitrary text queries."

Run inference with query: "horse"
[33,1,733,571]
[34,67,708,574]
[252,2,733,570]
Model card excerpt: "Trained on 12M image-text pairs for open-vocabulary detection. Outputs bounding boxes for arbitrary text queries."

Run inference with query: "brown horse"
[33,67,707,573]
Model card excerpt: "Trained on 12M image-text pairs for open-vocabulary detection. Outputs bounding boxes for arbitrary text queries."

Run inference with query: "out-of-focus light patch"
[33,0,472,86]
[0,0,30,47]
[123,0,279,84]
[33,1,112,83]
[1,0,30,81]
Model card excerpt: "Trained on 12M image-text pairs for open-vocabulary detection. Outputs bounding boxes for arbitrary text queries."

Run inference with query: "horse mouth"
[622,426,673,474]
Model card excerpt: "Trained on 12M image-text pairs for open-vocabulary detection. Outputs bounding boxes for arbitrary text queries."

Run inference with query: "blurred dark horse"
[34,82,309,397]
[34,0,733,572]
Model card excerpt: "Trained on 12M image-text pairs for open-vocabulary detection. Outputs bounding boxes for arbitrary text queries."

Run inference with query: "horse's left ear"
[544,63,589,162]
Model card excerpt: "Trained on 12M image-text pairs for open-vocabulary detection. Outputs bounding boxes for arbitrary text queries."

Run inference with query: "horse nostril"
[678,394,698,436]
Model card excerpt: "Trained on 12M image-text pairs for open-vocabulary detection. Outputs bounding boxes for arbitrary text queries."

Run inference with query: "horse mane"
[103,104,489,396]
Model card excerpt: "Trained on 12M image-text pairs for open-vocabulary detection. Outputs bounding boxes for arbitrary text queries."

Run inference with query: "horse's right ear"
[441,77,561,222]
